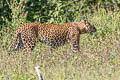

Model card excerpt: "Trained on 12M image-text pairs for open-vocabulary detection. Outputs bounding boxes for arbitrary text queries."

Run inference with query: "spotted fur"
[9,20,96,55]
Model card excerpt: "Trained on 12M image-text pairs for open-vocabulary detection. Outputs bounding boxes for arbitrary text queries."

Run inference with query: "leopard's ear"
[84,20,88,24]
[72,22,79,27]
[81,20,88,23]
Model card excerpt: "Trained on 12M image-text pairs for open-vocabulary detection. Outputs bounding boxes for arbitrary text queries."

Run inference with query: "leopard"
[9,20,96,55]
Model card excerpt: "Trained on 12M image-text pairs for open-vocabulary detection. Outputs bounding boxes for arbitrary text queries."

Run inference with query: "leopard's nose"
[92,27,96,32]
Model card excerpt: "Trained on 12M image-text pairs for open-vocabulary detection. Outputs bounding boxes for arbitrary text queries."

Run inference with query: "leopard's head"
[72,20,96,33]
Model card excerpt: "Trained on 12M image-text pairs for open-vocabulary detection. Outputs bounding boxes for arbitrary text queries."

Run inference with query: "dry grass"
[0,9,120,80]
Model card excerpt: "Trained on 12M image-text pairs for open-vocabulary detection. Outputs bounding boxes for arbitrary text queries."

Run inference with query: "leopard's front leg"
[67,27,80,53]
[69,36,80,53]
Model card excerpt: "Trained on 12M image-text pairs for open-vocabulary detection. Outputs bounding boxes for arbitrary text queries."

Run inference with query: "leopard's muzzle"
[88,27,96,33]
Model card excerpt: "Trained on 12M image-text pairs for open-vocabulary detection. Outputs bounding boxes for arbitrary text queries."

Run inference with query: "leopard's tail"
[9,30,23,51]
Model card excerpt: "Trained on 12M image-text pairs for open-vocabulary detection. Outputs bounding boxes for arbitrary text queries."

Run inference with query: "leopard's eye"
[85,23,89,27]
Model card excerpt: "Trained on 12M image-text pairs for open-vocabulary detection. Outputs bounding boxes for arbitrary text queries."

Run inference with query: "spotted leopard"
[9,20,96,55]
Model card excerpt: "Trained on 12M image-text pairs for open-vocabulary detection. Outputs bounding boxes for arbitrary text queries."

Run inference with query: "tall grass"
[0,8,120,80]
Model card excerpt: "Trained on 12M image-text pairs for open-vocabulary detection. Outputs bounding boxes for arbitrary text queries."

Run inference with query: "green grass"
[0,9,120,80]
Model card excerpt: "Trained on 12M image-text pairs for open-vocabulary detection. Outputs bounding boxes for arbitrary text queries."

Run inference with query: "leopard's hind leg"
[9,31,21,51]
[21,30,36,55]
[8,30,23,55]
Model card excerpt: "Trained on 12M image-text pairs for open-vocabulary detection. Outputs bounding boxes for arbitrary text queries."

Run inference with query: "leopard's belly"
[39,34,67,47]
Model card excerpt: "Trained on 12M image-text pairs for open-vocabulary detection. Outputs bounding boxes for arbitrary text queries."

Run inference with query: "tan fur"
[9,20,96,55]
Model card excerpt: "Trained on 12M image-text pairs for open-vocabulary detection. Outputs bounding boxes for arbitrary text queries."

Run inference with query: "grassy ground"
[0,9,120,80]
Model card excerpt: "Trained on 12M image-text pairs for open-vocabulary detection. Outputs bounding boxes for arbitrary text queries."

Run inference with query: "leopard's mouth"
[88,27,96,33]
[92,27,96,32]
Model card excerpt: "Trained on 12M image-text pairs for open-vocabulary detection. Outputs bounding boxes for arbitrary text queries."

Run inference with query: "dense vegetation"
[0,0,120,80]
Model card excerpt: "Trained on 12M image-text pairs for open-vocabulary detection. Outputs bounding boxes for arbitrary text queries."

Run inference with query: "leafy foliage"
[0,0,120,27]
